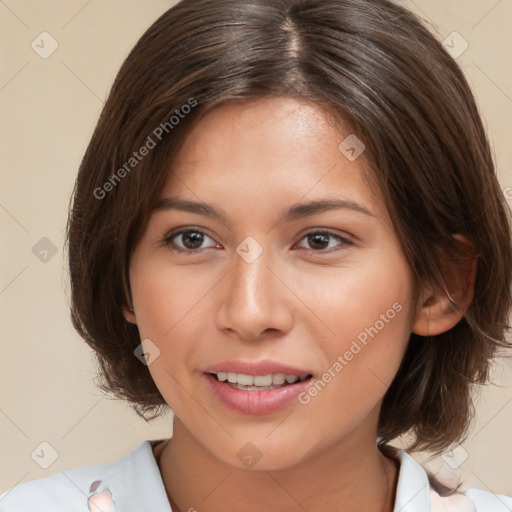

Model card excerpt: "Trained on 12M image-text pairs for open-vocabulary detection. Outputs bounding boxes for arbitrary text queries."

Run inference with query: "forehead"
[158,97,386,223]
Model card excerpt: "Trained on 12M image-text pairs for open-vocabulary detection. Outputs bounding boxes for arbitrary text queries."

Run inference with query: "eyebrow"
[152,196,375,222]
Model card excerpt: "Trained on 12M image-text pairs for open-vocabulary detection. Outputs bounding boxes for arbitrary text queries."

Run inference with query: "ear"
[412,234,477,337]
[122,279,137,324]
[122,302,137,324]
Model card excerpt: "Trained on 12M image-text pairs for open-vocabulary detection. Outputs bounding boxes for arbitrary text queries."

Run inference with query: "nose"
[215,243,294,341]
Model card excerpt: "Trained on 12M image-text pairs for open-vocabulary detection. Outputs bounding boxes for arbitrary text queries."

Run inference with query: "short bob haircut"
[66,0,512,456]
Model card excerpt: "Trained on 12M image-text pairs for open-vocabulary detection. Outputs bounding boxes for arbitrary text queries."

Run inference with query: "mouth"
[202,362,314,415]
[208,372,312,391]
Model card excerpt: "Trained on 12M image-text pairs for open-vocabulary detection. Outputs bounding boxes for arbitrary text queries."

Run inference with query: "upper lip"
[204,360,313,379]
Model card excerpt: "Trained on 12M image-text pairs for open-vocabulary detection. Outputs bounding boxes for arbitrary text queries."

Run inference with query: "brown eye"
[163,228,218,253]
[307,232,330,250]
[296,230,352,252]
[178,230,205,249]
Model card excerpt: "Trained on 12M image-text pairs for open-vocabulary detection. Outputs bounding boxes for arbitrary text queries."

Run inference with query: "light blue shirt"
[1,440,511,511]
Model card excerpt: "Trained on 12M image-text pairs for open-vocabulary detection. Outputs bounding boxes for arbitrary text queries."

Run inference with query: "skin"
[123,97,476,512]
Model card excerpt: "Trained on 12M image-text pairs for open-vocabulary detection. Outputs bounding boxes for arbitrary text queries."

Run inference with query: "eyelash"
[161,227,353,255]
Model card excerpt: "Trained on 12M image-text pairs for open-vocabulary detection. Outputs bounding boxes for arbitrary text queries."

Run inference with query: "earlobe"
[412,234,477,337]
[122,304,137,324]
[122,279,137,324]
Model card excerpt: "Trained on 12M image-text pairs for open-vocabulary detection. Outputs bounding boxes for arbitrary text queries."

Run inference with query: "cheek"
[299,252,415,419]
[300,250,414,346]
[130,259,215,340]
[128,258,221,396]
[128,274,196,417]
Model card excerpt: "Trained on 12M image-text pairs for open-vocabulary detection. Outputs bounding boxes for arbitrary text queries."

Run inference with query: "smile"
[204,364,314,415]
[212,372,310,391]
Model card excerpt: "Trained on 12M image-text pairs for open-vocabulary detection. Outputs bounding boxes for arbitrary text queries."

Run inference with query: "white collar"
[2,439,510,511]
[392,449,431,512]
[93,441,430,511]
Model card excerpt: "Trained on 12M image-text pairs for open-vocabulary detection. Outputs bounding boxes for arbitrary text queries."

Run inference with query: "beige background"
[1,0,511,498]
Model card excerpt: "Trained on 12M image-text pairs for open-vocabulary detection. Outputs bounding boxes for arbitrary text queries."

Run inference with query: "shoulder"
[463,488,512,511]
[0,470,89,511]
[394,449,512,512]
[429,487,512,512]
[0,440,171,512]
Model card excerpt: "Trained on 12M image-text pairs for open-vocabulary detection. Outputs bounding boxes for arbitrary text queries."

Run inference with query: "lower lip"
[204,373,312,415]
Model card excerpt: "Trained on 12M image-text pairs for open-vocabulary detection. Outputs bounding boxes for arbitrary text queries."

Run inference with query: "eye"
[162,228,219,254]
[294,230,352,252]
[162,227,352,255]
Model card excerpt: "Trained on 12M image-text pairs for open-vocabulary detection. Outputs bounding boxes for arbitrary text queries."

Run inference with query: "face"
[125,97,418,470]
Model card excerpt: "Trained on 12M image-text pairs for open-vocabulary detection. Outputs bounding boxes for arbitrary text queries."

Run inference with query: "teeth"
[272,374,286,385]
[253,375,272,386]
[238,374,253,386]
[215,372,304,386]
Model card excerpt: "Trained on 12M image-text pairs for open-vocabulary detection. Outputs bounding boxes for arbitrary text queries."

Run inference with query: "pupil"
[309,233,329,249]
[183,231,203,249]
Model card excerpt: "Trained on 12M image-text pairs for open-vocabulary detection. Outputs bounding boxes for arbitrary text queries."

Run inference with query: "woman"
[1,0,511,510]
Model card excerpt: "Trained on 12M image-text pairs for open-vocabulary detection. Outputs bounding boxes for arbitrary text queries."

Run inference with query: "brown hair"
[66,0,512,456]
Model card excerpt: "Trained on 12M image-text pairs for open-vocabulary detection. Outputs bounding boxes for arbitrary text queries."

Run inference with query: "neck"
[155,420,399,512]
